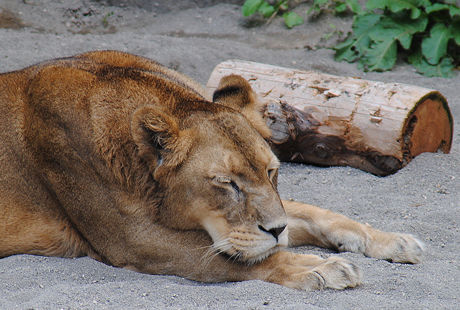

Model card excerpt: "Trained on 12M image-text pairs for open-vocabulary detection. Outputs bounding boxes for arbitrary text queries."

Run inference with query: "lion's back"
[0,51,209,183]
[78,51,209,100]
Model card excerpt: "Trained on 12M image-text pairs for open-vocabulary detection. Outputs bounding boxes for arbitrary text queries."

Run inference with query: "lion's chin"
[221,244,284,265]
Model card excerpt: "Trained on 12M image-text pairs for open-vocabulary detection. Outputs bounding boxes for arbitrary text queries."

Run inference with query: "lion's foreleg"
[117,224,360,290]
[283,200,424,263]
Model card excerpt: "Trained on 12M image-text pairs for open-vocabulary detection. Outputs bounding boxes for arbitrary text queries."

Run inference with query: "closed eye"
[229,180,240,193]
[214,176,240,193]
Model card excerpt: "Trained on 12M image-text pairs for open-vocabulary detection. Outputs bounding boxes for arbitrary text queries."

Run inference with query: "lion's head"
[130,74,288,264]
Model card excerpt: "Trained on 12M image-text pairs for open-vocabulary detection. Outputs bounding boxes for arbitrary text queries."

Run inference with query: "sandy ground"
[0,1,459,309]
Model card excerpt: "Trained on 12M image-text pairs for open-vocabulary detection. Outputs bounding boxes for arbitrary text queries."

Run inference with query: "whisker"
[198,237,232,269]
[193,244,215,251]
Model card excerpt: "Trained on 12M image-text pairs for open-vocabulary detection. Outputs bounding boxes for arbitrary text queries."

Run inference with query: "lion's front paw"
[258,252,362,290]
[367,231,424,264]
[310,256,362,290]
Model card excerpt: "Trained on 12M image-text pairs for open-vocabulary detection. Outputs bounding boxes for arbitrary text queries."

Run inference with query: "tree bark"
[206,60,453,176]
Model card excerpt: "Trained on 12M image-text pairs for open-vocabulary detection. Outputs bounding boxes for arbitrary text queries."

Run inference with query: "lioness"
[0,51,423,290]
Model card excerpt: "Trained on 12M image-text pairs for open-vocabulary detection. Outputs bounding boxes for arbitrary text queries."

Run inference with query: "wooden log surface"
[207,60,453,176]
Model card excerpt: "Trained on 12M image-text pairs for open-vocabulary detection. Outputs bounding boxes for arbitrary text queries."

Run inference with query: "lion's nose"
[258,224,287,241]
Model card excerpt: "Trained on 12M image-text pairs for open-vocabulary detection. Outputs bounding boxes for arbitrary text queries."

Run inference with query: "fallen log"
[206,60,453,176]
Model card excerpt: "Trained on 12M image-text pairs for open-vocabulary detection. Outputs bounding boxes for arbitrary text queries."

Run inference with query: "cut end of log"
[402,92,453,163]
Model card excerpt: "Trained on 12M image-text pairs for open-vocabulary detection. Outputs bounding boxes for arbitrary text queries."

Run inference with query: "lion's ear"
[131,105,191,172]
[212,75,271,139]
[212,75,255,111]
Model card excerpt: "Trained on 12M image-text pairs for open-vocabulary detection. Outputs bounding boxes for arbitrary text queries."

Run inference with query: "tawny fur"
[0,51,423,290]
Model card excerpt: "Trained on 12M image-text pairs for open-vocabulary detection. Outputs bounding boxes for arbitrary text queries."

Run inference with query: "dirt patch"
[62,6,117,34]
[0,8,25,29]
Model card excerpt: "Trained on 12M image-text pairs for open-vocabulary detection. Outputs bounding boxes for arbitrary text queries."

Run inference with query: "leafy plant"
[241,0,460,77]
[335,0,460,77]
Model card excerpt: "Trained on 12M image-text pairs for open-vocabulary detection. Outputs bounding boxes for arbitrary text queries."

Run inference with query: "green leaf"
[449,6,460,17]
[365,0,386,10]
[334,37,359,62]
[363,28,399,71]
[283,11,304,28]
[452,21,460,45]
[279,1,288,11]
[425,3,460,18]
[425,3,450,14]
[307,0,327,15]
[422,23,453,65]
[242,0,264,17]
[367,0,430,19]
[408,51,455,77]
[258,2,275,18]
[378,15,428,49]
[334,14,382,62]
[354,15,428,71]
[345,0,363,15]
[335,2,347,14]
